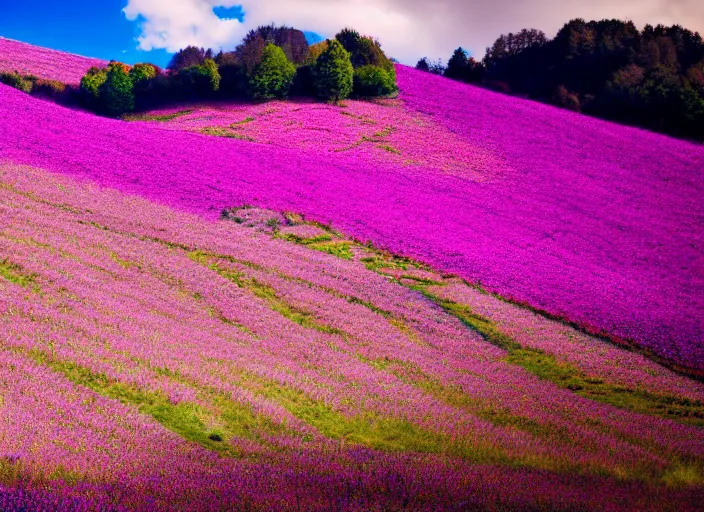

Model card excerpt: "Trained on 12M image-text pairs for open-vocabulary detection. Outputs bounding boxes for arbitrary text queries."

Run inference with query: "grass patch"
[231,117,255,126]
[422,291,704,427]
[238,372,512,465]
[0,258,39,292]
[305,241,353,260]
[188,251,346,336]
[27,351,288,456]
[201,126,256,142]
[124,109,193,122]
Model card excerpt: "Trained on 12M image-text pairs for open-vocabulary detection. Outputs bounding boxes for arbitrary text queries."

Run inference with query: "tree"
[415,57,430,72]
[236,25,310,71]
[248,44,296,100]
[445,47,469,80]
[314,39,354,101]
[99,62,134,117]
[177,58,221,97]
[79,66,107,108]
[168,46,213,71]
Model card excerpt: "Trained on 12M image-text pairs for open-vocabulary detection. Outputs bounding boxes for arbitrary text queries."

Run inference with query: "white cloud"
[123,0,704,64]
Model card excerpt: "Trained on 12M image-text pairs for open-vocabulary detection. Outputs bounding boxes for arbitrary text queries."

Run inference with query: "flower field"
[0,162,703,510]
[0,38,105,85]
[0,39,703,509]
[1,62,703,373]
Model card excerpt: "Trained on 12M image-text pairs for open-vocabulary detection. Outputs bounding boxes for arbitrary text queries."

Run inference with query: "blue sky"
[0,2,324,68]
[1,1,172,67]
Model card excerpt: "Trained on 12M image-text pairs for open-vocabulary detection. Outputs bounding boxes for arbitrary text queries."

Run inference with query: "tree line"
[77,26,398,117]
[417,19,704,141]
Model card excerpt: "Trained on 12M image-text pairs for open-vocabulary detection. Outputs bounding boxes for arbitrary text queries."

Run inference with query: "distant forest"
[417,19,704,141]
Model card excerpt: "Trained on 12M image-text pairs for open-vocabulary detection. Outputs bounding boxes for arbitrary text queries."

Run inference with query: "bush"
[248,44,296,100]
[99,62,134,117]
[0,71,33,93]
[32,78,67,99]
[176,58,221,98]
[353,65,396,96]
[79,66,108,108]
[314,39,354,101]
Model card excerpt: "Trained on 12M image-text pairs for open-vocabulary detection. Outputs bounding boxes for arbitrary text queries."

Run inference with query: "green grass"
[0,258,39,291]
[188,251,346,336]
[201,126,256,141]
[422,291,704,427]
[238,372,515,465]
[124,109,193,122]
[28,351,285,456]
[231,117,255,126]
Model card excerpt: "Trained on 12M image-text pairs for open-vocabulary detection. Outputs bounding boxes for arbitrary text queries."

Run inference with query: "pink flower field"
[0,162,703,510]
[0,38,105,85]
[1,64,702,373]
[0,40,703,510]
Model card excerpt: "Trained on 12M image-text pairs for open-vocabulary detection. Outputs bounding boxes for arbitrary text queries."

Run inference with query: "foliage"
[307,41,329,64]
[415,57,430,72]
[0,71,34,93]
[248,44,296,100]
[353,65,397,96]
[99,62,134,117]
[476,19,704,140]
[444,47,485,83]
[168,46,214,71]
[79,66,107,108]
[236,25,310,72]
[176,58,221,97]
[313,39,354,101]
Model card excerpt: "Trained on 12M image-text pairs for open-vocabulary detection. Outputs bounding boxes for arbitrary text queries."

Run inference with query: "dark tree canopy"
[467,18,704,140]
[168,46,214,71]
[235,25,310,71]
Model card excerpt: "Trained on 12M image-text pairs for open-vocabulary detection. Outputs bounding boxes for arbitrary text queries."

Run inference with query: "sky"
[1,1,703,67]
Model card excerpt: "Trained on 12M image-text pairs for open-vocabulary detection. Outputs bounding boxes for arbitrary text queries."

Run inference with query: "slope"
[1,161,703,510]
[0,61,702,373]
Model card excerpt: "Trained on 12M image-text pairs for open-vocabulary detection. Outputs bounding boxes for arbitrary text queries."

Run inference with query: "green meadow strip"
[26,351,284,457]
[420,291,704,427]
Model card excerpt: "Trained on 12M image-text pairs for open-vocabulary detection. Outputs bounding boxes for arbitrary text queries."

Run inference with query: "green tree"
[100,62,135,117]
[314,39,354,101]
[445,47,469,80]
[79,66,108,108]
[248,44,296,100]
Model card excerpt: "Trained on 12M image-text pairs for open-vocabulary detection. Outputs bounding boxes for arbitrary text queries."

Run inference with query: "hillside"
[0,37,105,84]
[1,64,703,373]
[0,161,703,510]
[0,39,703,510]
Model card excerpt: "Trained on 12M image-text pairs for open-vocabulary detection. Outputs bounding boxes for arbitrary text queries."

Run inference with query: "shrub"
[177,58,221,98]
[129,63,157,85]
[79,67,108,108]
[0,71,33,93]
[353,65,396,96]
[313,39,354,101]
[32,78,67,99]
[99,62,134,117]
[248,44,296,100]
[554,85,582,112]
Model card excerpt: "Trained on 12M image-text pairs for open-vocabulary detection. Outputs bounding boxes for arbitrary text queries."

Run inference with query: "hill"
[1,62,703,374]
[0,37,105,84]
[0,161,703,510]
